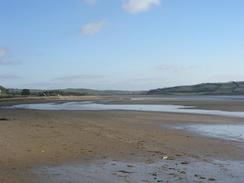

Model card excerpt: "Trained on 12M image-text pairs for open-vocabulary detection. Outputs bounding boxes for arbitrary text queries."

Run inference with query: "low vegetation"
[0,85,7,97]
[2,87,146,97]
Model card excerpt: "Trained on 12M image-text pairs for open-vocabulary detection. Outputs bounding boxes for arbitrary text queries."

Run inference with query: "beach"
[0,96,244,182]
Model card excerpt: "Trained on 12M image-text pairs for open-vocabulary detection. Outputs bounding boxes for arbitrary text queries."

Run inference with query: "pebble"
[181,161,189,165]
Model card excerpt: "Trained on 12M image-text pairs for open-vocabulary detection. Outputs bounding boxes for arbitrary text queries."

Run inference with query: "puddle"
[6,101,244,118]
[32,159,244,183]
[174,124,244,142]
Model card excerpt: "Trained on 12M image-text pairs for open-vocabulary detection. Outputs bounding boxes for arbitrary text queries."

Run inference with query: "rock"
[162,156,168,160]
[117,170,134,174]
[152,172,158,176]
[0,118,9,121]
[181,161,189,165]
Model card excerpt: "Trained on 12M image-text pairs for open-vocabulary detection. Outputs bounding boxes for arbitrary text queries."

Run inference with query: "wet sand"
[0,96,244,182]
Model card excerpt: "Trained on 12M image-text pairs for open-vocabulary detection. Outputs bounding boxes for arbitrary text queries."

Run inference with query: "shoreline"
[2,95,244,111]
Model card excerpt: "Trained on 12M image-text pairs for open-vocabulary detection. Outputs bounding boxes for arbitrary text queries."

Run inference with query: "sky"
[0,0,244,90]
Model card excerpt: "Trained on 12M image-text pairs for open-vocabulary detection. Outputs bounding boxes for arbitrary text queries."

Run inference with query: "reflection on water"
[7,101,244,118]
[131,95,244,101]
[175,124,244,142]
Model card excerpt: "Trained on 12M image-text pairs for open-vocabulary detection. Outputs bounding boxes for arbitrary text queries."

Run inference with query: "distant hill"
[7,88,146,96]
[4,81,244,97]
[147,81,244,95]
[46,88,146,96]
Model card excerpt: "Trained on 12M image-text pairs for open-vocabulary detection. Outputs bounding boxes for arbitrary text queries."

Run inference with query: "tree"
[21,89,31,96]
[0,85,6,96]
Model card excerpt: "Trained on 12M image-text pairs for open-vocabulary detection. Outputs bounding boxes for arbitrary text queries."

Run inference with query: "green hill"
[147,81,244,95]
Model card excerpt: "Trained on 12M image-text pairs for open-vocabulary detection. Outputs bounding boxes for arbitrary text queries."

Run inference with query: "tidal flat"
[0,95,244,183]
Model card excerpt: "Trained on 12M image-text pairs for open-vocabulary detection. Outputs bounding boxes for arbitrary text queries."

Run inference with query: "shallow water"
[7,102,244,142]
[131,95,244,101]
[7,101,244,118]
[174,124,244,142]
[33,159,244,183]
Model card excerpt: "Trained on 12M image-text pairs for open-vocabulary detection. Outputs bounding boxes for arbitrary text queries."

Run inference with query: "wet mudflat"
[173,124,244,142]
[1,96,244,183]
[33,158,244,183]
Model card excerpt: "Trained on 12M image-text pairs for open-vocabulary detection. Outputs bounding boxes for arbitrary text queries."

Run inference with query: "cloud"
[80,20,106,36]
[0,74,21,80]
[156,64,195,72]
[84,0,96,5]
[0,48,8,64]
[20,74,108,89]
[54,74,105,82]
[0,48,7,57]
[0,48,18,65]
[122,0,160,14]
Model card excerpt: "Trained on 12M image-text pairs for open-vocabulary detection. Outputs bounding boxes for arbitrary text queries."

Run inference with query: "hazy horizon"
[1,0,244,90]
[3,80,244,92]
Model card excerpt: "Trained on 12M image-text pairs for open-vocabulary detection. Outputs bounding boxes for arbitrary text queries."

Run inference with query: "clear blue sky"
[0,0,244,90]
